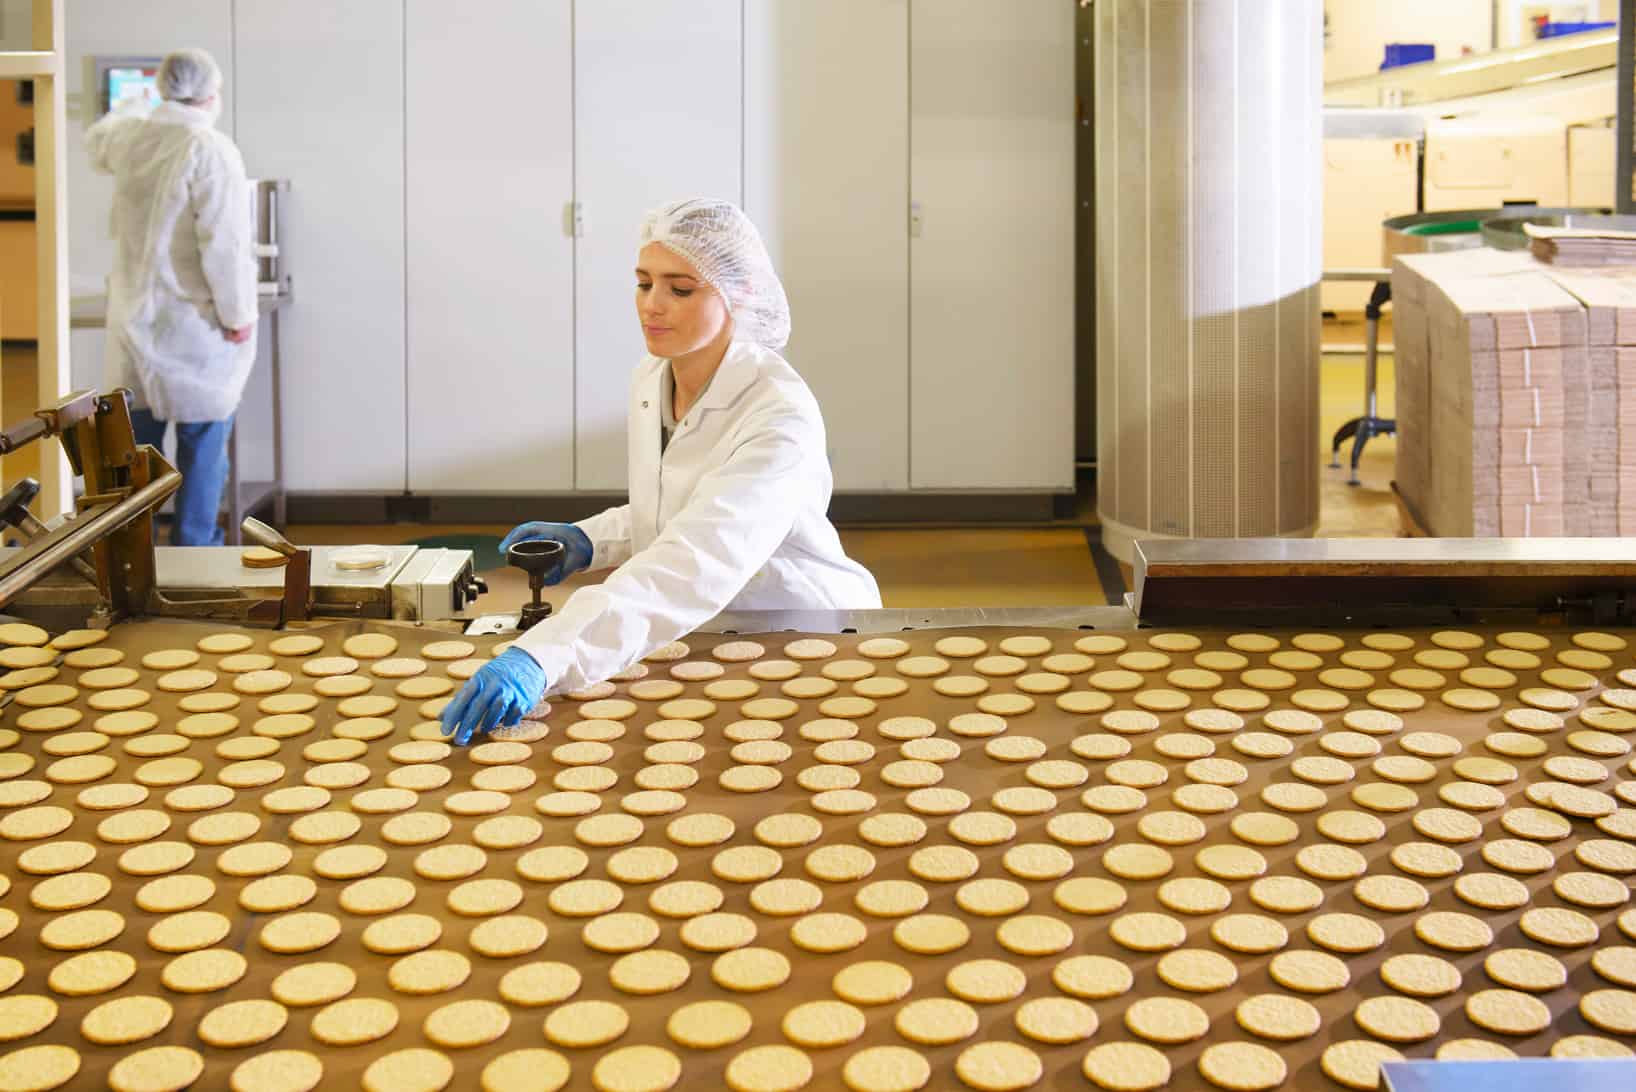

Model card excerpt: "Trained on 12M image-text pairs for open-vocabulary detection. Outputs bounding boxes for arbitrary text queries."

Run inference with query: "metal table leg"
[1328,279,1397,485]
[271,309,285,528]
[227,419,242,546]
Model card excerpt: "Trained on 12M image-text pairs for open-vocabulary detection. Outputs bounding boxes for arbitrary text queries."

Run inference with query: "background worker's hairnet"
[640,199,791,350]
[157,49,223,104]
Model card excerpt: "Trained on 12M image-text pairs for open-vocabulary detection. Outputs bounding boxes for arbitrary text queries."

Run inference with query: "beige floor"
[3,317,1400,611]
[1318,349,1399,537]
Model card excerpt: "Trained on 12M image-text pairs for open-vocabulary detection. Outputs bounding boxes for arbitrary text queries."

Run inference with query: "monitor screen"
[102,63,161,114]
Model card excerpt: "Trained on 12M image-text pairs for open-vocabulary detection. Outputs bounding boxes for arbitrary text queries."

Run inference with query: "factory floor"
[1,318,1399,610]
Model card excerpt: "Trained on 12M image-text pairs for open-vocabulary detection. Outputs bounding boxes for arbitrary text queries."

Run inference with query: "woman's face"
[636,243,730,359]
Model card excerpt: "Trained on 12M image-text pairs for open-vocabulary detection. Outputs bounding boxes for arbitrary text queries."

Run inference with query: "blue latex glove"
[498,522,592,585]
[440,648,549,746]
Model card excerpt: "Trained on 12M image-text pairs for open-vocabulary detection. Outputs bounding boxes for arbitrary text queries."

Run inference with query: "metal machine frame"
[467,538,1636,642]
[0,389,324,629]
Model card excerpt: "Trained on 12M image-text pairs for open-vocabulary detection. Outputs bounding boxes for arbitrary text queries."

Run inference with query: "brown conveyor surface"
[0,620,1632,1091]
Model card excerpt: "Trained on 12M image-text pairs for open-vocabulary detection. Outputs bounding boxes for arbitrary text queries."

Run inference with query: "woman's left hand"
[440,648,549,745]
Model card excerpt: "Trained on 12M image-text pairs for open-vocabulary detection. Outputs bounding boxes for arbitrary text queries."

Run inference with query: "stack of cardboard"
[1542,269,1636,536]
[1392,248,1588,537]
[1390,256,1433,530]
[1527,223,1636,267]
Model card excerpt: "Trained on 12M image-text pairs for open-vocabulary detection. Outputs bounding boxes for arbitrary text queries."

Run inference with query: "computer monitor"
[93,57,162,116]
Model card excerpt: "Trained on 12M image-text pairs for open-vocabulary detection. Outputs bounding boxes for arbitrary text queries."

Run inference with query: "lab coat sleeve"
[84,101,150,174]
[575,504,633,572]
[190,140,258,332]
[515,408,816,691]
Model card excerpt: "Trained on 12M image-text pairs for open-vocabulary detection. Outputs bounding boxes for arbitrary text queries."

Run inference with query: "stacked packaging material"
[1392,248,1588,537]
[1527,223,1636,267]
[1390,255,1433,531]
[1545,270,1636,536]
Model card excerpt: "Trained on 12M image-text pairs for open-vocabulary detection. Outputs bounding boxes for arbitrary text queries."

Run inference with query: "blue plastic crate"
[1539,20,1616,38]
[1380,43,1435,70]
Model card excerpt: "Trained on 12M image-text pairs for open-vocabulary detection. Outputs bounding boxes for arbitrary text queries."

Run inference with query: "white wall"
[404,0,574,493]
[235,0,405,493]
[1325,0,1621,80]
[572,0,743,492]
[1497,1,1615,46]
[62,0,1074,500]
[1324,0,1492,82]
[909,0,1074,490]
[745,0,910,491]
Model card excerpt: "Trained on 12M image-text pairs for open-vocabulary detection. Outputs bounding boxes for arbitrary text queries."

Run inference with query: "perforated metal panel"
[1095,0,1322,563]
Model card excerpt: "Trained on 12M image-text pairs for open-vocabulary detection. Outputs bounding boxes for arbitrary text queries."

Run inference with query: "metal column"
[1619,0,1635,213]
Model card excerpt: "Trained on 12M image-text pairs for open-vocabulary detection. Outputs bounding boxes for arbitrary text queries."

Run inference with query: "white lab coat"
[516,341,881,693]
[86,100,257,422]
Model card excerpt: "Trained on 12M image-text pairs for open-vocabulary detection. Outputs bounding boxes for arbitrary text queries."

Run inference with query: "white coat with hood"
[86,100,257,422]
[515,340,881,694]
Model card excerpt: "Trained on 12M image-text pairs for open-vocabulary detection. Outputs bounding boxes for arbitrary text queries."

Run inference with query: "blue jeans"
[131,410,233,546]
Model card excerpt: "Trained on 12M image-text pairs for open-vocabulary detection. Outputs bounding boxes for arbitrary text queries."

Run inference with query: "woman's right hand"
[498,522,593,584]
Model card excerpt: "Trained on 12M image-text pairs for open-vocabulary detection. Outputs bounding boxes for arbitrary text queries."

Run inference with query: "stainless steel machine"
[0,388,483,630]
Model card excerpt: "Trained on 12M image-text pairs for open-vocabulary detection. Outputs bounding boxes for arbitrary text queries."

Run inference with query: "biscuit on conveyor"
[779,1000,865,1050]
[1464,988,1552,1036]
[723,1044,812,1092]
[952,1041,1041,1092]
[1081,1042,1170,1092]
[1155,949,1236,993]
[1380,953,1461,997]
[892,913,969,956]
[1124,996,1207,1044]
[1550,1036,1633,1060]
[422,999,510,1050]
[476,1050,571,1092]
[1581,989,1636,1035]
[840,1046,930,1092]
[497,962,580,1009]
[1198,1042,1287,1092]
[108,1046,204,1092]
[1321,1040,1404,1091]
[892,997,977,1046]
[361,1049,453,1092]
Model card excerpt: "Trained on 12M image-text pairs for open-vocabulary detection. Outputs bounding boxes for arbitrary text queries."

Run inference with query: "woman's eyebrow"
[635,268,698,280]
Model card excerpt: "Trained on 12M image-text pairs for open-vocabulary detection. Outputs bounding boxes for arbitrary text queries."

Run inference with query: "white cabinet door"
[745,0,909,492]
[573,0,742,491]
[406,0,573,492]
[909,0,1074,490]
[235,0,406,492]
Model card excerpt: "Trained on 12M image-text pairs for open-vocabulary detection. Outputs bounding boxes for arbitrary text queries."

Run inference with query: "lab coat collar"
[151,100,217,128]
[691,341,759,416]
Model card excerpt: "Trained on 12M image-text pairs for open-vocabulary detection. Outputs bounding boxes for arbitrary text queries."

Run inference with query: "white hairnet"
[640,199,790,350]
[157,49,222,104]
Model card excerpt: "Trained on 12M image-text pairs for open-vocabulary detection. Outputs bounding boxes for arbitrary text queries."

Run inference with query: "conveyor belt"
[0,620,1632,1091]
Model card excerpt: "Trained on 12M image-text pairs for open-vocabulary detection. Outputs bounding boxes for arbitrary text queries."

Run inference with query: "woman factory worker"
[86,48,258,546]
[442,200,881,744]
